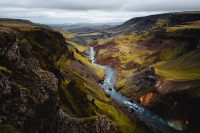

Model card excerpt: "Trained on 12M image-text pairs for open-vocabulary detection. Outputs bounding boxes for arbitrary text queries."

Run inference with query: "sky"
[0,0,199,24]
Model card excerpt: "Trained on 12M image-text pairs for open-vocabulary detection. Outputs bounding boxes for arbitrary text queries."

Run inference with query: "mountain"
[91,11,200,132]
[113,11,200,33]
[50,22,121,34]
[0,19,149,133]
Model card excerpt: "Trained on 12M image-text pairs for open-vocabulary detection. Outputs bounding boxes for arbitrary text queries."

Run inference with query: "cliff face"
[0,23,119,133]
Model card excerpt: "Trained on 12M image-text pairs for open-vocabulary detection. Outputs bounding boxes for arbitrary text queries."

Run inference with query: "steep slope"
[0,20,148,133]
[91,12,200,132]
[153,49,200,80]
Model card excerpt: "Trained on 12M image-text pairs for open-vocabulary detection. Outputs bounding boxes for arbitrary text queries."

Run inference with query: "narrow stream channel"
[89,47,183,133]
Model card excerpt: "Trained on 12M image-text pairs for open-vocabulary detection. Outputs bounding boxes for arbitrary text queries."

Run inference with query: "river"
[89,47,184,133]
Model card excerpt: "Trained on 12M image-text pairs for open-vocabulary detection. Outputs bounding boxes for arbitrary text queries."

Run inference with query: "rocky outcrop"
[122,68,158,102]
[0,71,117,133]
[0,24,118,133]
[57,111,118,133]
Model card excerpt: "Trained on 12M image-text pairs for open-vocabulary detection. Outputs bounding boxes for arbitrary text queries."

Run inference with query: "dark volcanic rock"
[123,67,158,102]
[0,24,118,133]
[57,111,118,133]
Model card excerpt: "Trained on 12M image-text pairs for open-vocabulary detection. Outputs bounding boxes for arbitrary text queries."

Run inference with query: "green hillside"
[153,49,200,80]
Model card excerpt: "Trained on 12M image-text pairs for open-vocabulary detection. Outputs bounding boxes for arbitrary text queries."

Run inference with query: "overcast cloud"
[0,0,199,24]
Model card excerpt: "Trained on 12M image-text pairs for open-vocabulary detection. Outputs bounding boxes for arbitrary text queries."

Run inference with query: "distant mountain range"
[49,22,122,34]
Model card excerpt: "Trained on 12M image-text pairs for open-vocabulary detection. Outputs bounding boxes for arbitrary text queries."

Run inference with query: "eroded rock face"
[122,66,200,132]
[123,68,158,103]
[139,92,158,106]
[96,56,121,69]
[156,79,200,94]
[0,70,58,131]
[57,111,118,133]
[0,71,117,133]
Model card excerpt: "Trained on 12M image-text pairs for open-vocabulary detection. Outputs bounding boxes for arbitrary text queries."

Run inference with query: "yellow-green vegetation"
[115,78,127,89]
[159,42,186,60]
[0,20,38,31]
[166,20,200,33]
[0,66,12,73]
[57,56,139,133]
[96,33,154,66]
[15,82,30,93]
[55,28,104,78]
[94,99,137,133]
[0,124,19,133]
[94,33,154,81]
[84,83,110,102]
[156,19,168,28]
[119,85,132,96]
[66,40,88,52]
[57,56,107,101]
[0,22,32,27]
[61,80,97,116]
[119,70,135,80]
[153,49,200,80]
[55,29,88,52]
[73,51,105,78]
[54,29,77,38]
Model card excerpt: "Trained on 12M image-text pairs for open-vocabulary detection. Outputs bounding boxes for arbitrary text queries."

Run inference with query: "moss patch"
[0,66,12,73]
[66,40,88,52]
[153,49,200,80]
[159,42,186,61]
[73,51,105,78]
[95,99,136,133]
[0,124,19,133]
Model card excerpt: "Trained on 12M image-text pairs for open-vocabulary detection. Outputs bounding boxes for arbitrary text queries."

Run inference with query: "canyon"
[0,11,200,133]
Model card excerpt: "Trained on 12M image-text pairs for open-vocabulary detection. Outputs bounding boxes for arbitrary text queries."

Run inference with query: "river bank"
[89,46,185,133]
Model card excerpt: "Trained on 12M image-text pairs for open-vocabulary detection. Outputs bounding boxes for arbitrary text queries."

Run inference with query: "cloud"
[0,0,199,23]
[0,0,199,11]
[0,7,162,23]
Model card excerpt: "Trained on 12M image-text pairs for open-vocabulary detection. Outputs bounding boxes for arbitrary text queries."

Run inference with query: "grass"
[0,21,39,31]
[0,66,12,73]
[95,33,153,66]
[115,79,127,89]
[66,40,88,52]
[93,33,154,80]
[54,29,88,52]
[57,55,141,132]
[166,20,200,33]
[57,56,107,101]
[156,19,168,28]
[153,49,200,80]
[73,51,105,78]
[95,99,136,133]
[159,42,186,61]
[51,28,104,80]
[83,83,110,102]
[15,82,31,93]
[54,29,77,38]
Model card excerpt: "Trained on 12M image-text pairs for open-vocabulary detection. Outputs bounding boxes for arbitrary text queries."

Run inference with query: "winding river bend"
[89,47,183,133]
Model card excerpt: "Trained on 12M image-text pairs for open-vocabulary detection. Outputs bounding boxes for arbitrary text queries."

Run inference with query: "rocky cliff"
[0,21,122,133]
